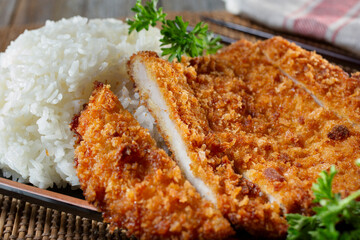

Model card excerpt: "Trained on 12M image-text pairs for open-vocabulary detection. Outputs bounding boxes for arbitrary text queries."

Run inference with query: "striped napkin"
[224,0,360,55]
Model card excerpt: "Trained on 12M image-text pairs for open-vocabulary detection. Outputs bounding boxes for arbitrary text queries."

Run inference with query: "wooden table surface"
[0,0,225,27]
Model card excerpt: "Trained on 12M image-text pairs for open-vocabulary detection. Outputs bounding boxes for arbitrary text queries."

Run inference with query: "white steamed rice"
[0,16,163,188]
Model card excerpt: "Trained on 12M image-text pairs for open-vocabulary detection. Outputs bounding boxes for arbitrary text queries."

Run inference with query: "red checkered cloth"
[224,0,360,55]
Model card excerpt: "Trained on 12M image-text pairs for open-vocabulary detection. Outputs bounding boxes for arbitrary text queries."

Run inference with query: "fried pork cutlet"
[128,38,360,238]
[213,38,360,207]
[70,82,234,240]
[261,37,360,124]
[129,52,288,238]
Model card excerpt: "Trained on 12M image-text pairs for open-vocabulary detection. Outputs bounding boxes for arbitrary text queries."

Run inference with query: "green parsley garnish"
[127,0,166,33]
[127,0,222,62]
[286,165,360,240]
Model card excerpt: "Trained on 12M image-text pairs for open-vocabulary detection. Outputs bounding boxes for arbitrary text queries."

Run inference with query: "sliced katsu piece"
[260,36,360,124]
[128,52,288,238]
[128,40,360,237]
[195,39,360,211]
[70,82,234,240]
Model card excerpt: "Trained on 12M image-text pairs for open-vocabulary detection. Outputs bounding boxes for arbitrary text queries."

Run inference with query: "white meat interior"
[131,60,217,204]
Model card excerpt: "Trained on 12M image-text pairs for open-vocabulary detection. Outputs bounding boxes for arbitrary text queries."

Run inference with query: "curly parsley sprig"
[127,0,222,62]
[286,165,360,240]
[127,0,166,33]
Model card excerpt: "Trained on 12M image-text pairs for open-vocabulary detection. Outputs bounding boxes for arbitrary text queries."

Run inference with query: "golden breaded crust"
[128,38,360,237]
[129,52,288,238]
[70,82,234,240]
[196,39,360,205]
[193,38,360,209]
[261,36,360,124]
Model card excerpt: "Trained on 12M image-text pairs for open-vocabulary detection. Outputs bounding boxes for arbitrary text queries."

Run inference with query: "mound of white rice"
[0,16,162,188]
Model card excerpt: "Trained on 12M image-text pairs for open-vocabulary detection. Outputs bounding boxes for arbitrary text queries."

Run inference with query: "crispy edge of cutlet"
[128,52,288,238]
[70,82,234,240]
[187,48,315,215]
[257,37,360,198]
[260,36,360,125]
[195,39,360,211]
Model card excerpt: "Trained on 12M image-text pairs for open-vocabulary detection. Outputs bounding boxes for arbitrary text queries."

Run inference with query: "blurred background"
[0,0,225,27]
[1,0,358,70]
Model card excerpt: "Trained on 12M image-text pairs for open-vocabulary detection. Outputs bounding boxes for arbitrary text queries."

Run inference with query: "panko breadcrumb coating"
[261,37,360,125]
[128,37,360,238]
[208,38,360,210]
[70,82,234,240]
[129,52,288,238]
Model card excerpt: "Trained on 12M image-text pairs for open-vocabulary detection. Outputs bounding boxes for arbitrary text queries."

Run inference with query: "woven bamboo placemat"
[0,194,128,240]
[0,11,358,240]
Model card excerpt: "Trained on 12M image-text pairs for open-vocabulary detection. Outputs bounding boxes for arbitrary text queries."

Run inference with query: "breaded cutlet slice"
[207,39,360,210]
[128,39,360,237]
[70,82,234,240]
[128,52,288,238]
[261,36,360,124]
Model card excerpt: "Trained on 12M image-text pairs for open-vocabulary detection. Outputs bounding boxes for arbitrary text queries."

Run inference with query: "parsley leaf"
[127,0,166,33]
[160,17,222,62]
[286,165,360,240]
[312,165,338,204]
[127,0,222,62]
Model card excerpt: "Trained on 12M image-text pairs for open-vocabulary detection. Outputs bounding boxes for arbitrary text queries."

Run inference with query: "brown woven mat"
[0,194,128,240]
[0,11,359,240]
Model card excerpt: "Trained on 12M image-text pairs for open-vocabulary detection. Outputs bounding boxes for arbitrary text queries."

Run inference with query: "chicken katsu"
[128,37,360,237]
[70,82,234,240]
[214,38,360,206]
[261,37,360,124]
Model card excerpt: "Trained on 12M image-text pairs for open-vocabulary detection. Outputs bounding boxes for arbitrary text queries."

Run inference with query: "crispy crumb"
[129,52,288,238]
[261,36,360,125]
[71,83,234,240]
[128,38,360,238]
[327,125,350,140]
